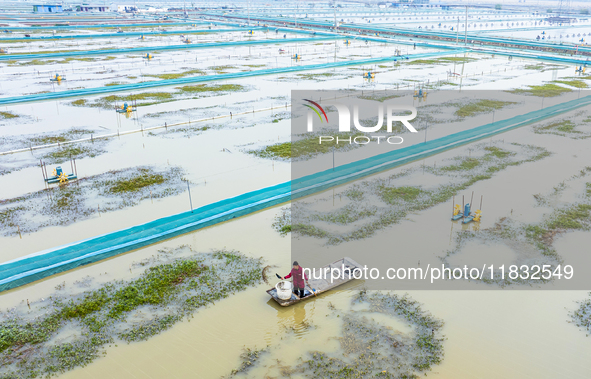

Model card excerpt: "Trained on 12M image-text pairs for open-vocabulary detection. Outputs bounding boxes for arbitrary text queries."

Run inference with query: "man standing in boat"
[282,261,310,298]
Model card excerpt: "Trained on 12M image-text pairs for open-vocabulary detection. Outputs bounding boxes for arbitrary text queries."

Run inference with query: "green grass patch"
[455,99,515,118]
[484,146,514,158]
[62,57,96,63]
[357,93,403,102]
[378,186,425,203]
[408,56,477,65]
[524,63,561,71]
[509,83,572,97]
[70,99,87,106]
[176,83,244,94]
[546,204,591,230]
[535,120,579,134]
[251,132,364,159]
[554,79,588,88]
[30,135,68,144]
[47,145,86,160]
[292,223,328,238]
[127,92,173,101]
[439,157,481,171]
[0,111,18,119]
[145,68,205,80]
[108,260,207,318]
[210,64,236,74]
[106,169,165,194]
[296,72,338,80]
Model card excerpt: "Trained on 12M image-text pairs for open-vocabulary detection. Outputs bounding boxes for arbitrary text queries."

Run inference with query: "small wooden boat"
[266,257,362,307]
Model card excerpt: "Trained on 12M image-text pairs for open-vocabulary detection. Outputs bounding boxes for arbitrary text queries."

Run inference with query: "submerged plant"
[0,248,263,378]
[289,142,550,244]
[227,292,445,378]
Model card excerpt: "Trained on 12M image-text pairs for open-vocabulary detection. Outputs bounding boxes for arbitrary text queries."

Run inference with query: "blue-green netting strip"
[202,12,591,54]
[1,93,589,292]
[2,22,207,30]
[0,28,262,42]
[0,27,340,42]
[0,35,339,61]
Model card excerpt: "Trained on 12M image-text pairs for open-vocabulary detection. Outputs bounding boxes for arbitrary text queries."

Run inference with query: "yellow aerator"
[473,210,482,222]
[116,102,134,114]
[58,172,69,184]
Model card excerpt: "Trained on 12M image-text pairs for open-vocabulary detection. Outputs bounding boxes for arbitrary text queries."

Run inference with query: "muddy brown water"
[4,118,591,378]
[1,35,591,378]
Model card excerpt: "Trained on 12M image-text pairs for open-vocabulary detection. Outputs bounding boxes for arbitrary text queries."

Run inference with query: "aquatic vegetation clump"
[209,64,237,74]
[0,248,263,379]
[442,217,562,287]
[533,114,591,139]
[272,207,292,236]
[145,68,205,80]
[0,166,185,235]
[508,83,572,97]
[43,142,106,163]
[523,63,562,71]
[454,99,516,118]
[407,56,477,65]
[553,79,588,89]
[105,168,166,194]
[0,111,18,119]
[225,292,444,379]
[357,93,403,102]
[358,97,515,131]
[0,128,102,166]
[443,171,591,287]
[289,142,549,243]
[72,84,246,109]
[226,347,269,377]
[571,293,591,335]
[250,132,365,160]
[176,83,244,94]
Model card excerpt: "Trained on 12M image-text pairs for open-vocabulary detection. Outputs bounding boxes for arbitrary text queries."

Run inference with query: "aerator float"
[116,102,134,114]
[414,88,428,100]
[50,73,65,82]
[451,192,482,224]
[41,159,78,185]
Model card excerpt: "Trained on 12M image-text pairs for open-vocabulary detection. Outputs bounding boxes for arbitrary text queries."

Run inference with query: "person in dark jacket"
[283,261,309,298]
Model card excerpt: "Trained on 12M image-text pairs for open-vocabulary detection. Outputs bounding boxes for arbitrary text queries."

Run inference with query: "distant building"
[33,4,63,13]
[110,4,138,13]
[76,4,108,12]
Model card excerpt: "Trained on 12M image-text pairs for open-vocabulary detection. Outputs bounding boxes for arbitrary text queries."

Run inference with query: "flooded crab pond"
[2,17,591,379]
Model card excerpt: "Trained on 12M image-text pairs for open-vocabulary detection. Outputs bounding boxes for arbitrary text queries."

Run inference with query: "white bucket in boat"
[275,280,292,300]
